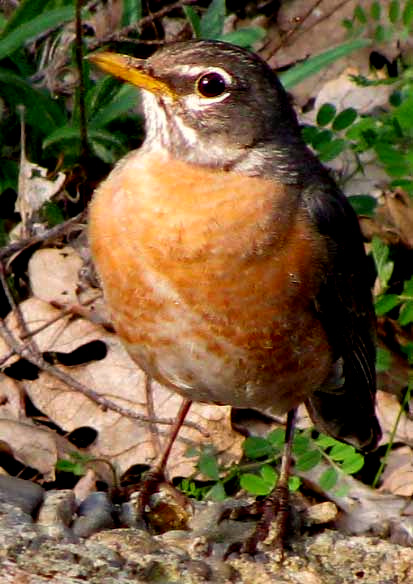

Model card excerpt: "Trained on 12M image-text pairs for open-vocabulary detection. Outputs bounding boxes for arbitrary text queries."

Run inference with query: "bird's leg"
[138,399,193,515]
[241,408,297,557]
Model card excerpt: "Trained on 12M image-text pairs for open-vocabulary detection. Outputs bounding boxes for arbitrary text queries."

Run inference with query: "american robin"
[89,40,381,552]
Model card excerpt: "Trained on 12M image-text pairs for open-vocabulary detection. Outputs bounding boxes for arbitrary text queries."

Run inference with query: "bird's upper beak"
[89,51,176,99]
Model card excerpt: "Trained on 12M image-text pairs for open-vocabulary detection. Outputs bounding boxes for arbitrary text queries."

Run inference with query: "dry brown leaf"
[0,418,73,481]
[379,446,413,497]
[376,391,413,446]
[29,247,84,305]
[0,376,25,420]
[15,120,65,239]
[362,190,413,247]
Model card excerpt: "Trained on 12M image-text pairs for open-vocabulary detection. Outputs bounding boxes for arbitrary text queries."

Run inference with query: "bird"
[88,40,381,553]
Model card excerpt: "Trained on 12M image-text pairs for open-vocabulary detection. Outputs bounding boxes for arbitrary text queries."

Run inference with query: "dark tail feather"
[305,374,381,452]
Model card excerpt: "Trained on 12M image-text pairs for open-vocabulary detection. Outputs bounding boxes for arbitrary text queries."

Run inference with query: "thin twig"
[20,295,102,340]
[0,210,87,264]
[264,0,354,60]
[89,0,199,50]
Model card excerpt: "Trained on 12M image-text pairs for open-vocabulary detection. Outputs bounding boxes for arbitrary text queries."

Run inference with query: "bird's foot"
[136,467,165,517]
[135,468,191,533]
[224,484,290,561]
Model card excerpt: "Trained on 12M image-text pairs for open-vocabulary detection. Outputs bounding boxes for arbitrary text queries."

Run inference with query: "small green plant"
[177,428,365,502]
[55,451,95,477]
[372,236,413,326]
[183,0,266,48]
[343,0,413,43]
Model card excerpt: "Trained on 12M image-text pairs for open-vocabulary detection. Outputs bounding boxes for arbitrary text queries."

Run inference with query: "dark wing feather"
[303,173,381,452]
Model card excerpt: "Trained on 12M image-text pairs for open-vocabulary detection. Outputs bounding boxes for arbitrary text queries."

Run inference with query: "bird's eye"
[196,72,227,98]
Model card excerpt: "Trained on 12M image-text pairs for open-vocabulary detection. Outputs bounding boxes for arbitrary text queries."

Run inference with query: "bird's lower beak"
[89,51,176,99]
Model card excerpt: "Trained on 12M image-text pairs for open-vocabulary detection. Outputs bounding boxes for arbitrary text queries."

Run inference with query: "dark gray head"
[91,40,316,178]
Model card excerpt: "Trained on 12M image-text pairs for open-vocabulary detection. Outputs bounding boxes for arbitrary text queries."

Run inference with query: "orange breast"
[89,150,332,415]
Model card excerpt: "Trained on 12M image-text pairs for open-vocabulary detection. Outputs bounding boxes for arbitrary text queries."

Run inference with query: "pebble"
[0,475,44,515]
[73,491,116,538]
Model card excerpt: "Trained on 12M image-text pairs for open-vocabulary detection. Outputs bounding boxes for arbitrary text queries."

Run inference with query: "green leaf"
[121,0,142,27]
[318,138,346,162]
[90,141,119,164]
[375,142,401,165]
[288,475,301,492]
[280,39,371,89]
[292,433,310,455]
[329,443,355,462]
[402,276,413,297]
[375,294,399,316]
[315,434,340,449]
[206,481,226,501]
[1,0,52,35]
[312,129,333,148]
[319,467,338,491]
[55,459,86,476]
[348,195,377,216]
[295,449,322,472]
[342,18,354,32]
[332,108,358,131]
[198,452,220,480]
[243,436,273,459]
[184,6,201,37]
[43,127,123,150]
[389,0,400,23]
[220,27,266,48]
[267,428,285,449]
[200,0,226,39]
[372,236,394,290]
[394,95,413,133]
[301,125,320,144]
[260,464,277,487]
[376,347,392,373]
[354,5,368,23]
[42,201,64,227]
[240,473,273,496]
[316,103,337,126]
[370,1,381,20]
[403,0,413,27]
[340,452,364,474]
[90,85,141,128]
[0,7,75,61]
[0,69,65,134]
[399,301,413,326]
[374,24,392,42]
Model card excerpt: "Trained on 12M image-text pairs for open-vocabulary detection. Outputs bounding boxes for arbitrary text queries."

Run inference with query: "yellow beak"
[89,51,176,99]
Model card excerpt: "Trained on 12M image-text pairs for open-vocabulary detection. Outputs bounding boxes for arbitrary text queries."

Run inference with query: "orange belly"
[89,150,332,415]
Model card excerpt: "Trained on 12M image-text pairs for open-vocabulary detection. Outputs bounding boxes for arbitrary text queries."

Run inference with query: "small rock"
[0,475,44,516]
[37,490,76,539]
[73,491,116,538]
[303,502,339,526]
